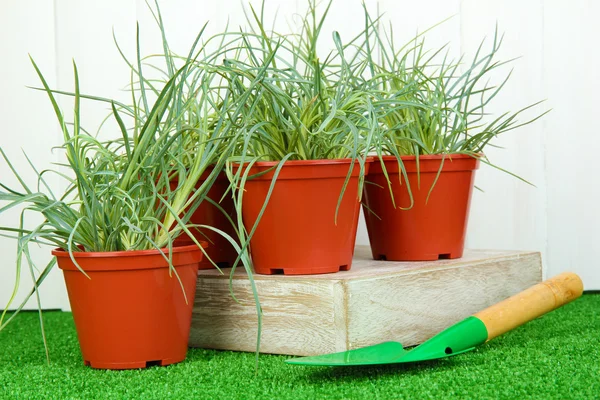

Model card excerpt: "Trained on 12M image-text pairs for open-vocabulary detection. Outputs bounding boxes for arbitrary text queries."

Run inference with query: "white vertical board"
[543,1,600,289]
[0,1,65,310]
[377,0,461,55]
[134,0,233,64]
[460,1,548,274]
[134,0,298,67]
[315,0,378,54]
[54,1,137,140]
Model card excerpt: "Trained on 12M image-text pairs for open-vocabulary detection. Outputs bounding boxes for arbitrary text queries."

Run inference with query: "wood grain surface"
[189,246,542,355]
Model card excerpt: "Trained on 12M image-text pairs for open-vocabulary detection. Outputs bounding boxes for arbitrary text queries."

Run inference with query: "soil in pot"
[53,243,205,370]
[363,154,479,261]
[238,158,369,275]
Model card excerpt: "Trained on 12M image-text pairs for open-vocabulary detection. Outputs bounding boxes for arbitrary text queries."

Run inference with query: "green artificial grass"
[1,294,599,399]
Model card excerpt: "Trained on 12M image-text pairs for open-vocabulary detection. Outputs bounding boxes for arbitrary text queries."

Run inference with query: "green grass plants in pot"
[221,2,378,275]
[362,25,547,261]
[0,20,258,369]
[143,44,243,271]
[163,105,239,271]
[171,168,239,270]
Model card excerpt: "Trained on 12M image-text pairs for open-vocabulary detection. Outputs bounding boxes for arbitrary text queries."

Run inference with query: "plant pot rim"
[373,153,482,161]
[368,153,480,174]
[233,157,372,181]
[234,156,374,168]
[51,243,207,259]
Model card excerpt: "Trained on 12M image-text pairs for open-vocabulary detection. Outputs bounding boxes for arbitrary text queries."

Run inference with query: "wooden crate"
[189,246,542,356]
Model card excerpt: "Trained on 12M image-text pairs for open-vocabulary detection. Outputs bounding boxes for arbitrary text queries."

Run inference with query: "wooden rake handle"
[474,272,584,341]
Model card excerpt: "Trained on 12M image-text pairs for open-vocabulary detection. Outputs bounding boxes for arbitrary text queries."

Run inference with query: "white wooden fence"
[1,0,597,311]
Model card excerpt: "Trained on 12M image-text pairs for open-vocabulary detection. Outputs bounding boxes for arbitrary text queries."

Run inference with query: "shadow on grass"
[298,357,465,382]
[292,340,530,384]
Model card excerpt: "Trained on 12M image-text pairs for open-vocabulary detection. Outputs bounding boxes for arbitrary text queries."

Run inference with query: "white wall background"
[1,0,598,311]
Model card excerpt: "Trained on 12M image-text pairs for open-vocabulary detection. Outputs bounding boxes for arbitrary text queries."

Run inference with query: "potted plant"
[220,2,377,275]
[361,22,547,261]
[161,76,242,271]
[0,12,259,368]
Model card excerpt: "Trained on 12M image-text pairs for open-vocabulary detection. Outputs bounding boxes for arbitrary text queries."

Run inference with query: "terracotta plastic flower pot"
[171,169,239,269]
[363,154,479,261]
[53,243,206,370]
[238,158,370,275]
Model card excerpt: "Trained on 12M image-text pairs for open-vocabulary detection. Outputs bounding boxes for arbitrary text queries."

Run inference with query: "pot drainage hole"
[146,360,162,367]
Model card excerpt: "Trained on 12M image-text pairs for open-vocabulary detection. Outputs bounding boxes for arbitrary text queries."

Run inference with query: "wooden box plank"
[190,246,542,356]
